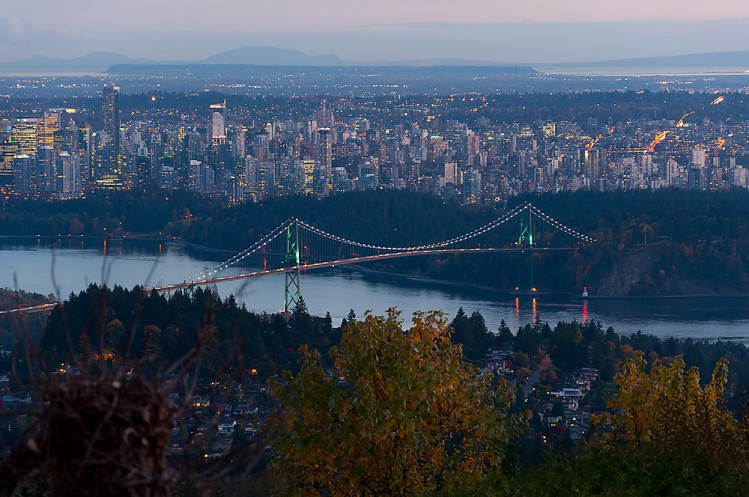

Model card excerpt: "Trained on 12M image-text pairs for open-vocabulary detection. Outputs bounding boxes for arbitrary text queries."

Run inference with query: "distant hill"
[197,47,509,67]
[360,57,519,67]
[106,63,537,77]
[199,46,343,66]
[6,47,747,74]
[0,52,154,72]
[0,46,532,74]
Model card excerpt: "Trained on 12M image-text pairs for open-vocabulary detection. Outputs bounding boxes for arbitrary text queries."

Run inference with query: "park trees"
[271,310,523,496]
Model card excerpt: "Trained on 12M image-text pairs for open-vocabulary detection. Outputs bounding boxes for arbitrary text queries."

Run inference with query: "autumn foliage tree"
[594,353,749,469]
[271,310,523,496]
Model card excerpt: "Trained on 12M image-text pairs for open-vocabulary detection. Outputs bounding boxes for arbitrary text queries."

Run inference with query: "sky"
[2,1,749,63]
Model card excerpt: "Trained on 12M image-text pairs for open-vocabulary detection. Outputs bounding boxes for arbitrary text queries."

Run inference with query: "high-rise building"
[692,147,706,168]
[134,155,152,191]
[462,168,481,203]
[78,126,93,184]
[37,111,60,148]
[257,162,275,199]
[319,127,332,175]
[11,119,38,156]
[36,146,56,193]
[230,126,245,160]
[443,162,458,185]
[0,140,18,186]
[13,155,34,194]
[688,167,702,190]
[102,83,121,175]
[54,128,77,154]
[302,159,315,195]
[58,152,79,195]
[210,101,227,147]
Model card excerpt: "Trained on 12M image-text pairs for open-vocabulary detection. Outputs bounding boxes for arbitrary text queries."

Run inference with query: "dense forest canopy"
[2,188,749,295]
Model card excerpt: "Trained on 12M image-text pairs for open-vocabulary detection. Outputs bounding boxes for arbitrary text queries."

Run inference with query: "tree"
[290,296,314,336]
[514,324,539,356]
[496,320,514,348]
[450,307,473,353]
[346,309,357,323]
[271,310,523,496]
[594,353,742,469]
[293,295,308,315]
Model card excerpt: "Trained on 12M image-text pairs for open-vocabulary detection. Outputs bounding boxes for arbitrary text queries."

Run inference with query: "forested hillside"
[3,189,749,295]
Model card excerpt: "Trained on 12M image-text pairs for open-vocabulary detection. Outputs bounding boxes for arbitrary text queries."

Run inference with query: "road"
[522,355,553,399]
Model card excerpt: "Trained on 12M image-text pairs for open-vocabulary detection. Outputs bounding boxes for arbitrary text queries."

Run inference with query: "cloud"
[0,15,28,43]
[0,15,84,46]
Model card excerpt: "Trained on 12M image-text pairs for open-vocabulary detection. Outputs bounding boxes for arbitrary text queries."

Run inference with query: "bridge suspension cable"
[182,202,595,287]
[528,205,596,244]
[295,202,529,252]
[188,218,293,283]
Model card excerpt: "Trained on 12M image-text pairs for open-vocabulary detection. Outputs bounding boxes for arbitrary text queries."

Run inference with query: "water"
[2,237,749,343]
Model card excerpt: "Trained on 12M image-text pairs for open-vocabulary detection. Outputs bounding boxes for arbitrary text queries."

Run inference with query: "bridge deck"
[154,246,573,293]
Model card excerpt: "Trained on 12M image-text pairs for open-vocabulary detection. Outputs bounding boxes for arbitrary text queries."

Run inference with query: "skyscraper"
[210,101,227,147]
[37,111,60,148]
[13,155,34,194]
[36,146,56,192]
[11,119,38,156]
[319,127,332,175]
[102,83,121,175]
[58,152,79,196]
[0,139,18,186]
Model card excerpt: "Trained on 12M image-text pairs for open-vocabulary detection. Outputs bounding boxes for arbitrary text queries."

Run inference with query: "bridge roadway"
[0,302,59,316]
[152,246,573,293]
[0,246,574,314]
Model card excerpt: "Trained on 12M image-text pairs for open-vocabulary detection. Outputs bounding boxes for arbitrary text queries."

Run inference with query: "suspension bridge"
[0,202,595,316]
[154,201,595,312]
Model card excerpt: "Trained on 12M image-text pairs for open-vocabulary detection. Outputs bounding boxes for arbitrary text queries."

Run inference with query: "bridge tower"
[284,218,302,312]
[517,204,536,292]
[518,203,533,249]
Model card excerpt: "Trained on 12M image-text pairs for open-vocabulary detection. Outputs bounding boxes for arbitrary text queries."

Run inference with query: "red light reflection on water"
[532,298,537,321]
[582,300,588,323]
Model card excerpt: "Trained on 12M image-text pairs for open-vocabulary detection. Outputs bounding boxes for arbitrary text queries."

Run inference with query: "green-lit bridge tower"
[284,218,302,312]
[517,204,536,292]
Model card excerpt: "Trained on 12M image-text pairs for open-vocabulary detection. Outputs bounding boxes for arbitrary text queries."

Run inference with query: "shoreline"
[339,264,517,296]
[339,264,749,301]
[0,233,174,243]
[2,233,748,300]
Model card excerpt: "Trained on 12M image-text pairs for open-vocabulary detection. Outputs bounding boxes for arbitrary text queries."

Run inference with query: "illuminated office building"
[102,83,121,175]
[11,119,38,156]
[210,101,227,147]
[37,146,56,193]
[13,155,34,194]
[37,111,60,148]
[0,140,18,186]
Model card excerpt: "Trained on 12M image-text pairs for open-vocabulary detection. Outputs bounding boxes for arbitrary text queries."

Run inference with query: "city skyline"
[2,2,749,64]
[1,86,744,203]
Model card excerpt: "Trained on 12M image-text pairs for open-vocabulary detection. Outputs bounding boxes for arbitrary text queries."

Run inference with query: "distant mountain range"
[0,52,155,71]
[0,46,519,72]
[1,46,749,73]
[196,46,343,66]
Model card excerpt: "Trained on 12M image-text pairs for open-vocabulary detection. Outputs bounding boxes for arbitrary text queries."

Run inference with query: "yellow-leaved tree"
[270,310,523,496]
[594,353,743,467]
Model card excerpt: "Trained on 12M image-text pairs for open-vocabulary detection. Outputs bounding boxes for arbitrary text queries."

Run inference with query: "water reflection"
[582,300,588,324]
[0,237,748,343]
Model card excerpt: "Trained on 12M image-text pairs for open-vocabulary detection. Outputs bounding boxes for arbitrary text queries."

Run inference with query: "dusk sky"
[2,1,749,63]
